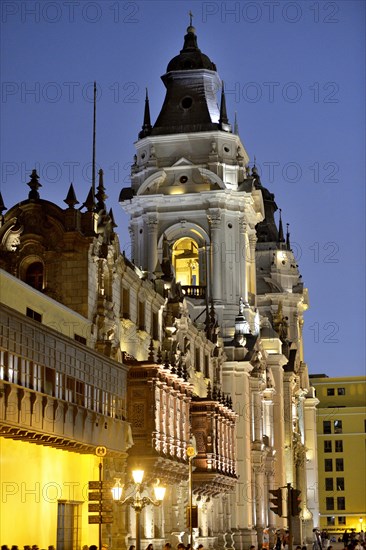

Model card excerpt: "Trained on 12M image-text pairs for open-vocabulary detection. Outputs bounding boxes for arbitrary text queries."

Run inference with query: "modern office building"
[310,375,366,534]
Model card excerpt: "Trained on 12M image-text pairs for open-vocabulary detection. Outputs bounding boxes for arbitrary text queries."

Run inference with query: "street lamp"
[112,469,166,550]
[359,517,363,532]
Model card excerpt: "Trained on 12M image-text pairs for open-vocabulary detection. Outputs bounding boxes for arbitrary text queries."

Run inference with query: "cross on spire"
[189,10,193,26]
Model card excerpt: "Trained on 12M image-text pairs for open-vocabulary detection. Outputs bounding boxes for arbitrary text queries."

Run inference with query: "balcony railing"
[181,285,206,299]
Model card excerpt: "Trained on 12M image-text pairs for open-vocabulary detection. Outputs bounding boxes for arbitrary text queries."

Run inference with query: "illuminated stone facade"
[0,23,319,550]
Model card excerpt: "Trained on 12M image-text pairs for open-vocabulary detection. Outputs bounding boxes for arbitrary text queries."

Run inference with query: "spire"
[138,88,152,139]
[92,81,97,201]
[27,169,42,200]
[219,82,230,131]
[0,192,6,227]
[83,187,95,212]
[95,168,107,211]
[64,183,79,209]
[278,208,285,243]
[108,208,117,228]
[286,223,291,249]
[234,111,239,135]
[0,192,6,214]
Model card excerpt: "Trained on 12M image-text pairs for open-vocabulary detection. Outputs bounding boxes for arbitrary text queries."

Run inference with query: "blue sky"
[1,0,365,377]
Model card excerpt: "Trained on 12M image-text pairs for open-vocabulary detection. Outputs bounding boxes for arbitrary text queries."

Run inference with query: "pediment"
[172,157,194,167]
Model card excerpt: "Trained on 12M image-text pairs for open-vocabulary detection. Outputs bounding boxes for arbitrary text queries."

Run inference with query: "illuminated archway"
[172,237,199,287]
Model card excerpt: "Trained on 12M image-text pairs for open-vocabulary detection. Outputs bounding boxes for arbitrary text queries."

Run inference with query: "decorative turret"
[219,83,231,132]
[27,169,42,200]
[286,222,291,250]
[95,169,107,212]
[64,183,79,209]
[278,208,285,243]
[0,193,6,227]
[138,88,152,139]
[150,23,222,135]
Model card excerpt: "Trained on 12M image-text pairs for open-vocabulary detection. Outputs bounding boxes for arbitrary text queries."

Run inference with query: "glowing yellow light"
[132,469,144,484]
[153,484,166,501]
[111,478,124,500]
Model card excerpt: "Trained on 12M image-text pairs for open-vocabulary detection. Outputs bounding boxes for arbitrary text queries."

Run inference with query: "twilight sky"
[1,0,365,377]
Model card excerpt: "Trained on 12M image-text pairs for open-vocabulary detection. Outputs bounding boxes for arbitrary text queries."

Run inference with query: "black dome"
[166,26,217,72]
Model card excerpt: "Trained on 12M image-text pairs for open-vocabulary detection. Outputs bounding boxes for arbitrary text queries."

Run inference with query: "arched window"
[25,262,44,290]
[172,238,199,287]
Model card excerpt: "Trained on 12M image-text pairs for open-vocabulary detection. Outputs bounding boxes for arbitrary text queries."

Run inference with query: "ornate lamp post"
[112,469,166,550]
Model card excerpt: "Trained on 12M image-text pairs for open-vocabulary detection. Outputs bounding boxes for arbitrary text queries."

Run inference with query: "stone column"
[208,209,222,302]
[251,377,263,443]
[268,357,288,529]
[147,217,158,277]
[129,224,137,264]
[252,457,266,547]
[223,360,255,549]
[303,393,319,541]
[248,233,257,303]
[239,217,249,303]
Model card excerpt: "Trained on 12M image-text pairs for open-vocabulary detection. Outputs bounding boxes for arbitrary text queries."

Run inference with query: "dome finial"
[187,10,195,34]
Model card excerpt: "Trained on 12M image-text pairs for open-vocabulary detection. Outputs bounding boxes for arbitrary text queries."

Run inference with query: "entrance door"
[57,501,81,550]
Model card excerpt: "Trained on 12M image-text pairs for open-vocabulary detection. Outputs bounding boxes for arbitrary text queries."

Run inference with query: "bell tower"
[120,23,264,341]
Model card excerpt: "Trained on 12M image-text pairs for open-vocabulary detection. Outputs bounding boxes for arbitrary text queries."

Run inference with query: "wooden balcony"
[191,397,238,497]
[0,380,132,456]
[125,358,238,496]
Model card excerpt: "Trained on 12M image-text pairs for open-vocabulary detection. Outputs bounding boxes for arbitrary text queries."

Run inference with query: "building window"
[55,372,64,399]
[65,377,75,402]
[334,420,342,433]
[26,307,42,323]
[195,347,201,372]
[325,478,334,491]
[336,477,345,491]
[337,497,345,510]
[204,354,209,378]
[44,367,55,396]
[338,517,346,525]
[323,420,331,434]
[32,363,42,391]
[324,459,333,472]
[21,359,31,388]
[25,261,44,290]
[74,334,86,345]
[0,352,19,384]
[337,387,345,395]
[335,440,343,452]
[327,388,335,396]
[75,380,84,406]
[152,311,159,340]
[324,440,332,453]
[326,497,334,510]
[327,516,335,526]
[122,287,130,319]
[335,458,344,471]
[138,301,145,331]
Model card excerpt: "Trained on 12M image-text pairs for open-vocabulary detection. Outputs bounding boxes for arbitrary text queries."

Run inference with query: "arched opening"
[173,237,199,287]
[25,262,44,291]
[172,237,206,298]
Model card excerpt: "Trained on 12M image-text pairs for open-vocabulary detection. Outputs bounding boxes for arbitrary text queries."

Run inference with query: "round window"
[180,175,188,183]
[181,96,193,110]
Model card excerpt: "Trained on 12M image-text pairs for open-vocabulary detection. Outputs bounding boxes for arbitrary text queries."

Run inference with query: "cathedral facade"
[0,23,318,550]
